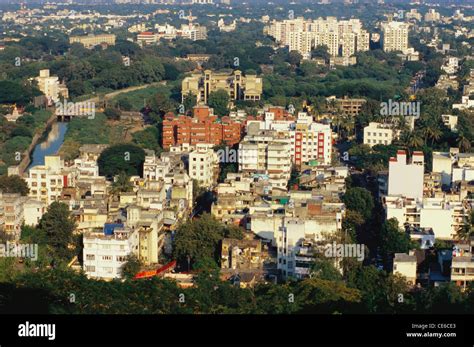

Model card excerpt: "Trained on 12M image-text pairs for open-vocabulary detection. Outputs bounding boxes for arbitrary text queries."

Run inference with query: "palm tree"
[457,133,472,152]
[399,130,423,153]
[430,127,442,146]
[457,211,474,241]
[111,172,134,195]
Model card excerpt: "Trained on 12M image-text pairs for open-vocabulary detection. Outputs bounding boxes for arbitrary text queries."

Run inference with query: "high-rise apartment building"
[265,17,370,59]
[381,21,409,52]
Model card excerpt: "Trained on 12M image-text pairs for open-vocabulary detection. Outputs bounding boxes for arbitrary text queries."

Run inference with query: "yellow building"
[69,34,116,49]
[182,70,262,104]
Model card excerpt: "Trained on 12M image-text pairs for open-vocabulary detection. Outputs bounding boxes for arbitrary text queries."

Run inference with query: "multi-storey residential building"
[69,34,116,48]
[162,106,243,149]
[291,114,332,167]
[385,196,468,240]
[24,199,46,227]
[26,155,74,206]
[363,122,398,147]
[83,226,132,280]
[265,17,369,59]
[245,111,332,168]
[188,143,219,187]
[326,96,367,116]
[180,23,207,41]
[143,153,172,181]
[182,70,262,104]
[238,130,292,183]
[0,193,26,239]
[424,9,441,22]
[432,149,474,188]
[451,252,474,290]
[381,21,409,52]
[388,150,424,200]
[34,69,68,104]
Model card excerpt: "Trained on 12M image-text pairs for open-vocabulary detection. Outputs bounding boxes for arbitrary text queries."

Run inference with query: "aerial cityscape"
[0,0,474,330]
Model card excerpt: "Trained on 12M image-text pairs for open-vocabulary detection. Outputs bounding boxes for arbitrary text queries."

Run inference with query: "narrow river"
[27,122,68,170]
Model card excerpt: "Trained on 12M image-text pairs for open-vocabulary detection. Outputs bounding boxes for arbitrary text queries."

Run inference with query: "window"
[85,266,95,272]
[102,255,112,261]
[86,254,95,261]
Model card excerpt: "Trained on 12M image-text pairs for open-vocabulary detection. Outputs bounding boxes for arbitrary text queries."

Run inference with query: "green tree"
[208,90,229,117]
[173,213,242,268]
[120,254,142,280]
[132,126,162,154]
[342,187,374,222]
[0,175,29,195]
[97,144,146,177]
[104,107,121,120]
[38,202,77,262]
[379,218,415,259]
[111,172,134,195]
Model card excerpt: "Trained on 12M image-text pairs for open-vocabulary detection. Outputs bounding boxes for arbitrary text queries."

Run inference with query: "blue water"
[28,122,68,170]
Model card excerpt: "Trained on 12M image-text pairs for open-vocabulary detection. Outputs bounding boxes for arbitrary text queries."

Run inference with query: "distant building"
[69,34,116,48]
[326,96,367,116]
[381,21,409,52]
[363,122,398,147]
[424,9,441,22]
[441,114,458,132]
[182,70,262,104]
[34,69,68,104]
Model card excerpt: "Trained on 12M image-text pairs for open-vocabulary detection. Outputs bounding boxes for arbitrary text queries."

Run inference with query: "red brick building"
[162,106,243,149]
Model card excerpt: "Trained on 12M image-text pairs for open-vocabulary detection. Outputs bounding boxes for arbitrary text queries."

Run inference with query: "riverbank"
[14,110,58,176]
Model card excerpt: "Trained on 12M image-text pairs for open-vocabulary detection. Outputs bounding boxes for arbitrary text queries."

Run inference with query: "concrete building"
[388,150,424,200]
[441,114,458,132]
[451,253,474,290]
[23,199,46,227]
[363,122,398,147]
[83,226,132,280]
[162,106,243,149]
[265,17,369,59]
[385,196,468,240]
[326,96,367,116]
[381,21,409,52]
[424,9,441,22]
[189,143,218,187]
[182,70,262,104]
[238,131,292,185]
[0,193,26,239]
[432,149,474,188]
[34,69,68,104]
[246,111,333,167]
[69,34,116,48]
[26,155,74,206]
[393,252,417,285]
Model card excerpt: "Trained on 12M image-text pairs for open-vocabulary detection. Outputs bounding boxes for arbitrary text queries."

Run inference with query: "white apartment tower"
[381,21,409,52]
[388,150,424,200]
